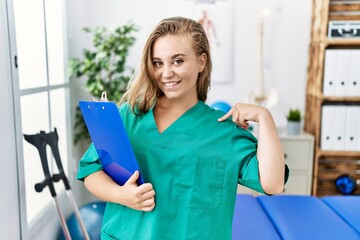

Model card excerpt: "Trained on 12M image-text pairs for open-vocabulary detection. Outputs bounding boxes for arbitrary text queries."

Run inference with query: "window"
[13,0,70,228]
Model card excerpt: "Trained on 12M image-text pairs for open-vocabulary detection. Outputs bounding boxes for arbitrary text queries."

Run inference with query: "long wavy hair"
[120,16,212,114]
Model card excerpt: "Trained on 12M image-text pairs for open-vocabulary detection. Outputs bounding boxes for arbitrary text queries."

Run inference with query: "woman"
[77,16,288,240]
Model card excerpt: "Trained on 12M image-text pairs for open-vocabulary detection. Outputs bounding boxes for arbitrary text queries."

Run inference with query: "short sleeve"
[231,126,265,193]
[77,143,103,181]
[233,126,290,194]
[238,156,265,193]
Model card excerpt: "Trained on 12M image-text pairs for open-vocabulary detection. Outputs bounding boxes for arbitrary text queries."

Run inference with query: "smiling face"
[152,34,206,104]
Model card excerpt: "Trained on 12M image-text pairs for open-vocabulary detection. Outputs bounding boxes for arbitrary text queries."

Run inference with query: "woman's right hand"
[84,170,156,212]
[120,171,156,212]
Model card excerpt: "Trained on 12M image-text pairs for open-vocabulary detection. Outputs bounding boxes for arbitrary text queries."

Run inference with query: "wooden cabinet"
[237,131,314,196]
[305,0,360,196]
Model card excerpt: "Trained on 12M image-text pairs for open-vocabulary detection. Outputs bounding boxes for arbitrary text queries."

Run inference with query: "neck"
[156,96,198,113]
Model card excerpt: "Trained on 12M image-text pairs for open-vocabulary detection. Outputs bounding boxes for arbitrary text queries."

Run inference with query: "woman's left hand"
[217,103,268,129]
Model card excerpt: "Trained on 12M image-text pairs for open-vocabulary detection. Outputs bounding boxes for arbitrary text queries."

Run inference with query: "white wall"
[67,0,312,129]
[223,0,312,128]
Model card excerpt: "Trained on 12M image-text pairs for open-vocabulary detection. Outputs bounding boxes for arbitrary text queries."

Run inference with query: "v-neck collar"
[150,100,204,135]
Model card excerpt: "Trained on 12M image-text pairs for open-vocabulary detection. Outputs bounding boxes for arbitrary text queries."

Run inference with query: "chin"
[163,93,180,100]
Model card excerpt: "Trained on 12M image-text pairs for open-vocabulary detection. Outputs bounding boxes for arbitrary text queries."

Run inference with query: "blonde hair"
[120,16,212,114]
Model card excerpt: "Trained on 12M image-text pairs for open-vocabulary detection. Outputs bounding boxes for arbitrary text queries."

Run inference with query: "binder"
[332,105,347,151]
[344,106,359,151]
[357,106,360,151]
[79,101,144,186]
[321,105,335,150]
[347,50,360,96]
[323,49,338,96]
[335,50,350,96]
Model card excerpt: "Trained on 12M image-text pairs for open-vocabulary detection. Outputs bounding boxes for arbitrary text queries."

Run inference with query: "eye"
[152,60,163,68]
[173,59,184,66]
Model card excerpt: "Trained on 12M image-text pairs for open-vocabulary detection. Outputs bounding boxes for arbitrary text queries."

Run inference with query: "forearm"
[256,109,285,194]
[84,170,123,203]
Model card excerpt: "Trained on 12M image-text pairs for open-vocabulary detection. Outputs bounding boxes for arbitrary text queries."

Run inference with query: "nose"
[162,64,174,79]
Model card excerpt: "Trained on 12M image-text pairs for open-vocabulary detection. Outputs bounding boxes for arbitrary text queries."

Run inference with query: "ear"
[198,53,207,72]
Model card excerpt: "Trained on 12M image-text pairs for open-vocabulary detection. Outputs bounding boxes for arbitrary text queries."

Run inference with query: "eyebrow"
[152,53,186,60]
[171,53,186,59]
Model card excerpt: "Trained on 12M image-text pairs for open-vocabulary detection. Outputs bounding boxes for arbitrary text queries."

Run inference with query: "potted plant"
[286,108,302,135]
[69,23,138,144]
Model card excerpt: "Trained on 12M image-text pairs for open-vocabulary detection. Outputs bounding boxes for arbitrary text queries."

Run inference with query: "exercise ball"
[211,101,231,113]
[58,201,106,240]
[335,175,357,195]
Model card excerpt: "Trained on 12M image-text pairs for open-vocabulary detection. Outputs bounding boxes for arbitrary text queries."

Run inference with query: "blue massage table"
[232,194,360,240]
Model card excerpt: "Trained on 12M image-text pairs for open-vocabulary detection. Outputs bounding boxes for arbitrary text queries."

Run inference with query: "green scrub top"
[77,101,270,240]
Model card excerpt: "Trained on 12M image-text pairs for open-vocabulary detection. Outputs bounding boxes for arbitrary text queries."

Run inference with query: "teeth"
[164,81,178,87]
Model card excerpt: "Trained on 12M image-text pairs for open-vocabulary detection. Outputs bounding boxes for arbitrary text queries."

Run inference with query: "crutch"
[24,132,72,240]
[40,128,90,240]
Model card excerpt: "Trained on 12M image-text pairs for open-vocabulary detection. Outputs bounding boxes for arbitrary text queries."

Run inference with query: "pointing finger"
[217,108,234,122]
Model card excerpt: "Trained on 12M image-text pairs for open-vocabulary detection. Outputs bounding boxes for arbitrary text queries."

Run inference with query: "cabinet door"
[282,140,312,170]
[281,135,314,195]
[283,174,310,195]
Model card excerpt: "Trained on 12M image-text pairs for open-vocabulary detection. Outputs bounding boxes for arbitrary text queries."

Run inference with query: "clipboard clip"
[91,91,108,102]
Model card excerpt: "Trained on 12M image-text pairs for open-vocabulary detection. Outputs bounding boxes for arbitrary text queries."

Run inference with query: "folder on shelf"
[321,105,335,150]
[335,50,350,96]
[357,106,360,152]
[344,105,359,151]
[347,50,360,96]
[79,100,144,186]
[323,49,338,96]
[332,105,347,151]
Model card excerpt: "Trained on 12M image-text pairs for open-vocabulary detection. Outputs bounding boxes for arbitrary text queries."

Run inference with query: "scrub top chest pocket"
[177,156,226,210]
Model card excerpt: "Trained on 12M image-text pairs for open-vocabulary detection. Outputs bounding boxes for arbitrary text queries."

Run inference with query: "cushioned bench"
[232,194,280,240]
[322,196,360,235]
[232,194,360,240]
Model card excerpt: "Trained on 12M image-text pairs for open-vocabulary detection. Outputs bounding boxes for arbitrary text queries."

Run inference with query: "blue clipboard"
[79,100,144,185]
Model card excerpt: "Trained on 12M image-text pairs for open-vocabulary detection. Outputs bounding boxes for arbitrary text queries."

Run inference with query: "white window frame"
[6,0,74,238]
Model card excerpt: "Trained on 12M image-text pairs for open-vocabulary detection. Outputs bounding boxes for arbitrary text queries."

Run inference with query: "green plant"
[69,23,138,144]
[286,108,302,122]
